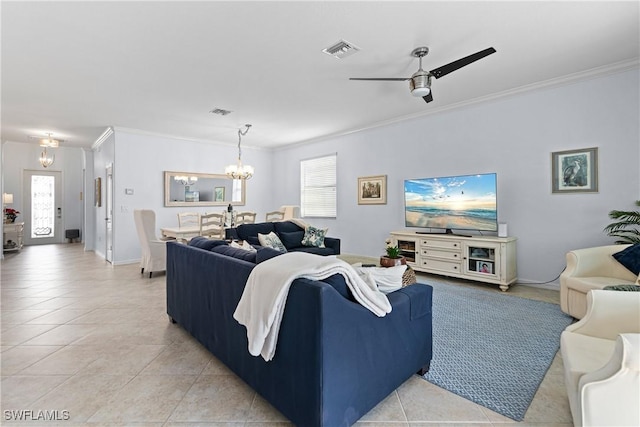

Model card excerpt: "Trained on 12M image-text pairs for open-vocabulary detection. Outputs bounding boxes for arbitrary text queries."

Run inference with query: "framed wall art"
[358,175,387,205]
[95,177,102,207]
[551,147,598,193]
[214,186,225,202]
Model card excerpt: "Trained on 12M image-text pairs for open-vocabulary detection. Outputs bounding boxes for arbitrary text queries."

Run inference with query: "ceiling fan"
[350,46,496,103]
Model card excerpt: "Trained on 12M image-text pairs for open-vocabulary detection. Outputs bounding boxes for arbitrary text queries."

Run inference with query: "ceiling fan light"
[409,73,431,97]
[411,86,431,97]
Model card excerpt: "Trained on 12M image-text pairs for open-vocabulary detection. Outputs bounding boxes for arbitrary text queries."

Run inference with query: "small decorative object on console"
[4,208,19,223]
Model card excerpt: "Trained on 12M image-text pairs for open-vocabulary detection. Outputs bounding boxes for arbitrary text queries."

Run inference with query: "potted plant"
[380,239,406,267]
[4,208,20,224]
[604,200,640,244]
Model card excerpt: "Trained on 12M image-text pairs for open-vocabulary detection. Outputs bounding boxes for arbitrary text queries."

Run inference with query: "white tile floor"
[1,244,573,426]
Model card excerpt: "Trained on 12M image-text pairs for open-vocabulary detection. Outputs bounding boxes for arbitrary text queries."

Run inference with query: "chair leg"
[149,271,153,278]
[141,268,144,274]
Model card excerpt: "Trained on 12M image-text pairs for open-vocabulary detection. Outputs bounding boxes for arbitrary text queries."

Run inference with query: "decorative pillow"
[612,244,640,275]
[230,240,257,253]
[301,225,327,248]
[188,237,228,251]
[279,231,305,250]
[256,246,284,264]
[258,232,287,252]
[353,263,407,294]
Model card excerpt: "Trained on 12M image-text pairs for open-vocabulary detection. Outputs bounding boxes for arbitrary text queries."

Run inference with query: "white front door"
[23,170,63,245]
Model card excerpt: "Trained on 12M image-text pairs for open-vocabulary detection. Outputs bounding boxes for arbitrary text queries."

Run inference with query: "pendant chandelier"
[35,132,59,168]
[39,146,55,168]
[225,124,254,180]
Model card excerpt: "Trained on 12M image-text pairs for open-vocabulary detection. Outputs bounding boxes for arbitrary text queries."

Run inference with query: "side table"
[3,222,24,252]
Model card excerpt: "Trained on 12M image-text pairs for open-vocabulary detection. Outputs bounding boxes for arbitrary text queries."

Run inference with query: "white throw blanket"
[233,252,392,361]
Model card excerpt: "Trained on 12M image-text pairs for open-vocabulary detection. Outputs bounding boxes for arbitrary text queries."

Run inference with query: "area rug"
[423,281,573,421]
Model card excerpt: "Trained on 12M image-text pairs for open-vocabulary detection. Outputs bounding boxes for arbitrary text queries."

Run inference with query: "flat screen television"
[404,172,497,235]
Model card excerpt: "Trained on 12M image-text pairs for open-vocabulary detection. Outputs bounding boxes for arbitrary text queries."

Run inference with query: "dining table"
[160,225,200,242]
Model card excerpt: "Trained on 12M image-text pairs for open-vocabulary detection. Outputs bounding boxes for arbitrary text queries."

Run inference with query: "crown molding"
[110,126,268,151]
[91,127,114,151]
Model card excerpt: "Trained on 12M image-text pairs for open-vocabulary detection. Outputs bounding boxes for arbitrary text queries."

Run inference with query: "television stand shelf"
[390,231,517,291]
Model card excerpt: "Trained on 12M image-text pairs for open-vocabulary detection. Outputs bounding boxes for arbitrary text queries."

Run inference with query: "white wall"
[272,69,640,284]
[1,142,85,243]
[107,129,274,264]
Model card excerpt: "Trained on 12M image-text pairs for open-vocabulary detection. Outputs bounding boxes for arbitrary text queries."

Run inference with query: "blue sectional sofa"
[166,239,433,427]
[233,220,341,255]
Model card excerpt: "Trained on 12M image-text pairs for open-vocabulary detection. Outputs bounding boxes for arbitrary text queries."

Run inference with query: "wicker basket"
[402,264,417,287]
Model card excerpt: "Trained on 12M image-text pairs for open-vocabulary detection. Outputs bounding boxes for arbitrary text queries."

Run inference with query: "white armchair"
[560,290,640,427]
[133,209,167,278]
[560,244,638,318]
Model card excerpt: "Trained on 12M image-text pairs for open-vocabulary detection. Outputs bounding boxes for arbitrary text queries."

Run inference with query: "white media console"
[389,231,517,291]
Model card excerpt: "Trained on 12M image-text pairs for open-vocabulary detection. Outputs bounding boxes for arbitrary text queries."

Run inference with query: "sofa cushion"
[301,225,328,248]
[258,232,287,252]
[290,246,336,256]
[188,237,228,251]
[256,246,284,264]
[613,244,640,275]
[279,231,304,250]
[236,222,276,242]
[273,221,303,234]
[211,244,257,263]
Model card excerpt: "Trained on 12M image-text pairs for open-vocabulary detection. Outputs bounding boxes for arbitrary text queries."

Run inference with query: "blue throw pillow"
[612,244,640,275]
[188,237,228,251]
[279,231,304,250]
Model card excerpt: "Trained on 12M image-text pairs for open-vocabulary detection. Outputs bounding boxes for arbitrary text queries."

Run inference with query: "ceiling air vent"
[210,108,232,116]
[322,39,360,59]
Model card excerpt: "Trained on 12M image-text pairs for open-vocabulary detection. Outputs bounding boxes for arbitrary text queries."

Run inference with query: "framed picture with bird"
[551,147,598,193]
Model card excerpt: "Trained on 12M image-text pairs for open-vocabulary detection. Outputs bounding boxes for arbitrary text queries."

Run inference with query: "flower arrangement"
[4,208,20,223]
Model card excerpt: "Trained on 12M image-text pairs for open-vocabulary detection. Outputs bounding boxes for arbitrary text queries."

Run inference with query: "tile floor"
[1,244,573,426]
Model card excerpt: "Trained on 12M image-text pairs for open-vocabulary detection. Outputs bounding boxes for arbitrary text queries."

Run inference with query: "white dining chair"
[133,209,167,278]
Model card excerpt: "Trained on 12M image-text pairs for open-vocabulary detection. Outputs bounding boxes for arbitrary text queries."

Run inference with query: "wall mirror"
[164,171,246,207]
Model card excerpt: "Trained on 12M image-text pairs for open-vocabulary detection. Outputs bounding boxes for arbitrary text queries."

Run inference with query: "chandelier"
[39,146,55,168]
[173,175,198,186]
[225,124,254,180]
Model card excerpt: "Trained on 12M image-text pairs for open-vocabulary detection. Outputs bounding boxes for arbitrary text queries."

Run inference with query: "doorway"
[105,164,113,263]
[23,170,63,245]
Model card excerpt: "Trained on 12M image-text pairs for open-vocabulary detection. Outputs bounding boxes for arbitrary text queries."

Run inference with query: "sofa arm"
[324,237,340,254]
[561,245,635,282]
[565,290,640,340]
[580,333,640,427]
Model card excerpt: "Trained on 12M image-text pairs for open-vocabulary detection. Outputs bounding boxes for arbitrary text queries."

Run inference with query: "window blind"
[300,154,337,218]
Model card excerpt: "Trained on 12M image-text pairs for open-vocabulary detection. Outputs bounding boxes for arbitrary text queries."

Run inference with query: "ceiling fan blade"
[423,91,433,103]
[429,47,496,79]
[349,77,410,81]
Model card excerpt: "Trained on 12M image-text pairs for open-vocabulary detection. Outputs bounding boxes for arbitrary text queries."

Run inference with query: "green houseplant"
[604,200,640,244]
[381,239,406,267]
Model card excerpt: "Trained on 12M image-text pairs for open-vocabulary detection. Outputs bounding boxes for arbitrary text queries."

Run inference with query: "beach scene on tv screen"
[405,173,497,231]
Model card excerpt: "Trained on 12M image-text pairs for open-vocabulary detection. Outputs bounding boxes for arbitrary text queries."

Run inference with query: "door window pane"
[31,175,55,238]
